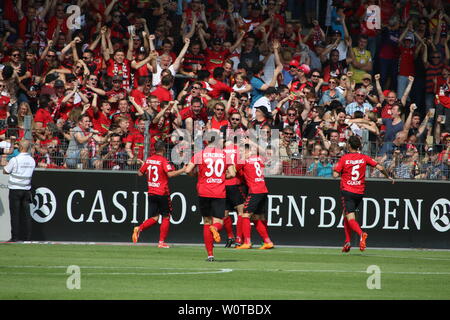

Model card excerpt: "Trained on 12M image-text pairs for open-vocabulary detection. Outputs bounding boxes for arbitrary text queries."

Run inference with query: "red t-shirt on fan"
[334,152,378,194]
[190,146,228,198]
[235,155,268,194]
[139,154,174,196]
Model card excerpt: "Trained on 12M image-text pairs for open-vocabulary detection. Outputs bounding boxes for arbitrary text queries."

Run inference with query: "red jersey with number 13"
[139,154,174,196]
[235,155,268,194]
[334,152,378,194]
[191,147,228,198]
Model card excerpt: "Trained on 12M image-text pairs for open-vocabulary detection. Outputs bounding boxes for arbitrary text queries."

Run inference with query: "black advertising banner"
[29,171,450,249]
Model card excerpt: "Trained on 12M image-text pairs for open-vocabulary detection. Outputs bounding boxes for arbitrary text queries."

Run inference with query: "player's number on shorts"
[147,165,159,182]
[351,164,360,181]
[205,158,224,177]
[254,162,262,177]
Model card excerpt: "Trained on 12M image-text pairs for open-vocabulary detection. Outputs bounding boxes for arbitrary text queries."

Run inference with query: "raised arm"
[401,76,414,106]
[172,38,191,72]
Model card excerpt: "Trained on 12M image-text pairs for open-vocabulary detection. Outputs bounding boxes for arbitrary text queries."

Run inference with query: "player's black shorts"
[198,197,226,219]
[225,185,247,211]
[148,194,173,217]
[243,193,268,215]
[340,190,364,215]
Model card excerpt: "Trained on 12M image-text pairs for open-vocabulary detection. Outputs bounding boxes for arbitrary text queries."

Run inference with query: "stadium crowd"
[0,0,449,180]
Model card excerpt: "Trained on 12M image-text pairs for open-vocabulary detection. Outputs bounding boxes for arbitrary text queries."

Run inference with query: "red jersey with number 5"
[139,154,174,196]
[191,147,228,198]
[334,152,378,194]
[235,155,268,194]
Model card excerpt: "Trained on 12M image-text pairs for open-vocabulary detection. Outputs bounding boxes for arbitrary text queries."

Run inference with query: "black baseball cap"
[7,115,18,127]
[54,80,65,87]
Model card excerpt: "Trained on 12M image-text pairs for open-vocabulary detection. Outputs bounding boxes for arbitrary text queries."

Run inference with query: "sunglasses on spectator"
[230,117,240,121]
[240,98,248,102]
[192,86,201,89]
[329,81,337,84]
[311,74,320,78]
[215,108,224,111]
[288,113,296,116]
[11,54,20,57]
[47,55,56,58]
[283,132,294,135]
[82,56,90,60]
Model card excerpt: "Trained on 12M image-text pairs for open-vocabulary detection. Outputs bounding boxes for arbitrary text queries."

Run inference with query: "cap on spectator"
[66,73,77,82]
[112,75,123,81]
[251,3,262,10]
[7,115,18,127]
[54,80,65,87]
[265,87,278,95]
[255,106,272,118]
[202,81,213,91]
[314,41,326,48]
[212,38,223,45]
[362,73,372,81]
[442,132,450,138]
[332,29,341,35]
[405,34,414,41]
[299,64,310,74]
[45,73,59,83]
[289,59,300,68]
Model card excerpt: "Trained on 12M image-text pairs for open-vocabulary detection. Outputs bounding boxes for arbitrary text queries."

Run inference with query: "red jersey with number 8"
[191,147,228,198]
[235,155,268,194]
[334,152,378,194]
[139,154,174,196]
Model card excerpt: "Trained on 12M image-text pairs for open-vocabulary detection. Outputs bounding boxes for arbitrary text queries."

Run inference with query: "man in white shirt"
[3,139,36,242]
[252,86,278,118]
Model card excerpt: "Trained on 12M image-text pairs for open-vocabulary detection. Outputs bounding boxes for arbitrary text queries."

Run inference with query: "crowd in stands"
[0,0,449,180]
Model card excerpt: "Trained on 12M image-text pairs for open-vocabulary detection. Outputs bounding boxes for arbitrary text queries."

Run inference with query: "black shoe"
[225,238,234,248]
[206,256,215,262]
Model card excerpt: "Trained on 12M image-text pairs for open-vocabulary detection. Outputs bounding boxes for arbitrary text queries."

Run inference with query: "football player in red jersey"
[234,143,274,250]
[132,141,186,248]
[184,133,236,261]
[333,136,394,253]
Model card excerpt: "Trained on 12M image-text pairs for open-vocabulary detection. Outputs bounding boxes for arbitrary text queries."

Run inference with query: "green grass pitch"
[1,243,449,300]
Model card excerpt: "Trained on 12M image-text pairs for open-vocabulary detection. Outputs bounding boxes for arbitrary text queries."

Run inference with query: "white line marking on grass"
[1,266,449,276]
[0,266,233,276]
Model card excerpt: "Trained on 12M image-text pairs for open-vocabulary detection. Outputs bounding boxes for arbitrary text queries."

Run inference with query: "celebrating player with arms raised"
[333,136,394,253]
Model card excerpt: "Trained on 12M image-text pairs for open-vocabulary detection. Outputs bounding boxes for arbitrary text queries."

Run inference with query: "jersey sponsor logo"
[31,187,57,223]
[346,180,362,186]
[430,199,450,232]
[206,178,223,184]
[148,182,161,188]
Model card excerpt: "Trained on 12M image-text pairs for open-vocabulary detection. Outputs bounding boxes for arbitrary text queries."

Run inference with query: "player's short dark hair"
[154,140,166,152]
[348,136,362,150]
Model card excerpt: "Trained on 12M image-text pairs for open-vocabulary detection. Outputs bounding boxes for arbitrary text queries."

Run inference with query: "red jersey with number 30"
[191,147,228,198]
[235,155,268,194]
[139,154,174,196]
[334,153,378,194]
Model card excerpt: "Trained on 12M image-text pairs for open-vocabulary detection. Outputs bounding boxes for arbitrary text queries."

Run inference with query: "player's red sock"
[348,219,363,237]
[203,224,214,256]
[222,216,234,238]
[139,218,157,231]
[159,216,170,242]
[236,215,243,243]
[343,217,351,242]
[242,217,252,244]
[254,219,271,243]
[212,222,223,232]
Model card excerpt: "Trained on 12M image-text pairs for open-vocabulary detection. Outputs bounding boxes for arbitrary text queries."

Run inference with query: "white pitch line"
[0,268,234,276]
[0,266,449,276]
